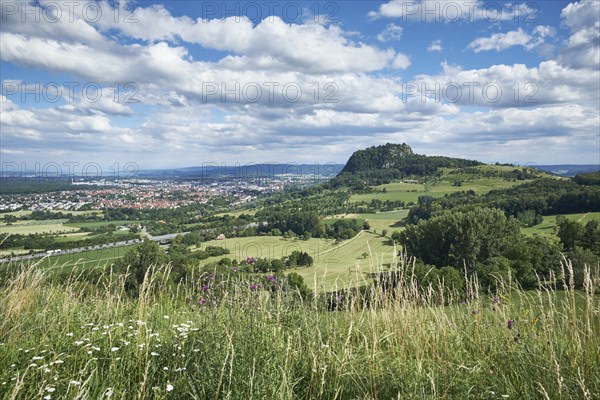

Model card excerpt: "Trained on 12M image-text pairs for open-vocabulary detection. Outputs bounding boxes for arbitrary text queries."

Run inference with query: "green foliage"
[557,217,584,251]
[516,209,543,227]
[573,171,600,186]
[405,179,600,226]
[285,272,311,299]
[327,218,362,239]
[114,240,167,297]
[286,250,313,268]
[568,246,600,288]
[581,220,600,255]
[401,208,521,271]
[556,217,600,254]
[258,210,324,238]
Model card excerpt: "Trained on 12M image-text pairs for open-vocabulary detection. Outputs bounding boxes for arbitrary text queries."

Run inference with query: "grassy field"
[196,232,398,291]
[53,229,135,243]
[0,219,80,235]
[64,220,142,229]
[326,210,408,235]
[0,249,36,257]
[195,236,334,265]
[522,212,600,236]
[7,245,137,273]
[213,209,258,218]
[0,218,140,241]
[0,262,597,399]
[297,231,396,290]
[350,177,532,204]
[0,210,102,218]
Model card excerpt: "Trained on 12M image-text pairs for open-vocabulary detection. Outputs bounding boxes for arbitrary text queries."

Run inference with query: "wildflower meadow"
[0,257,598,399]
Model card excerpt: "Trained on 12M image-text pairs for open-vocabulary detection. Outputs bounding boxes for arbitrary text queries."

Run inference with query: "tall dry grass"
[0,255,598,399]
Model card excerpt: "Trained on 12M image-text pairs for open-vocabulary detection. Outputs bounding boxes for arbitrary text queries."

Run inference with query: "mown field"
[0,261,597,399]
[6,245,137,273]
[196,232,396,291]
[325,210,408,234]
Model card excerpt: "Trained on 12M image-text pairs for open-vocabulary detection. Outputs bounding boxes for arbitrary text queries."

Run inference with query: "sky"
[1,0,599,172]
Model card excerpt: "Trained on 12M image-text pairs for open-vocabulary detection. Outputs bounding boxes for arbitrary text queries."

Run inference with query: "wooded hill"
[331,143,482,187]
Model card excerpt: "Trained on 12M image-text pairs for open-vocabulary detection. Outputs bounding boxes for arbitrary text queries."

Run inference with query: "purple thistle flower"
[249,283,257,290]
[472,309,479,315]
[507,319,514,330]
[231,266,238,272]
[200,298,207,305]
[247,257,256,264]
[201,285,209,292]
[492,297,501,305]
[267,275,276,282]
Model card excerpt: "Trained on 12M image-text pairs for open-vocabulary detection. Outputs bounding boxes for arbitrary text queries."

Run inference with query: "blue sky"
[1,0,599,171]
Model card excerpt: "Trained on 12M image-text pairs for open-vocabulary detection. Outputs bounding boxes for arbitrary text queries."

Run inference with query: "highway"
[0,231,189,264]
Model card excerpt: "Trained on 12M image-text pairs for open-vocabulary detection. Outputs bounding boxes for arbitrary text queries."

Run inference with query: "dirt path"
[313,229,368,258]
[577,213,589,223]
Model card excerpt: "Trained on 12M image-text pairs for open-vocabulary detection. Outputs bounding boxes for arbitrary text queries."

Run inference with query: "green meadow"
[0,219,79,235]
[0,258,597,399]
[7,245,137,274]
[349,176,536,204]
[196,232,397,291]
[326,210,408,234]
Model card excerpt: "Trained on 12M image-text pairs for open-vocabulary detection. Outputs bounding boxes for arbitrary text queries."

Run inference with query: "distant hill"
[535,165,600,177]
[333,143,482,186]
[138,163,345,180]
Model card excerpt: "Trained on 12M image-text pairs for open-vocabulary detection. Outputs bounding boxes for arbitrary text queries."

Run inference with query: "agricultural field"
[64,220,142,229]
[0,248,35,257]
[522,212,600,236]
[326,210,408,234]
[53,229,135,243]
[349,175,535,204]
[196,231,397,291]
[0,210,102,218]
[213,209,258,218]
[0,219,79,235]
[16,245,137,273]
[297,231,396,290]
[349,181,427,203]
[196,236,332,262]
